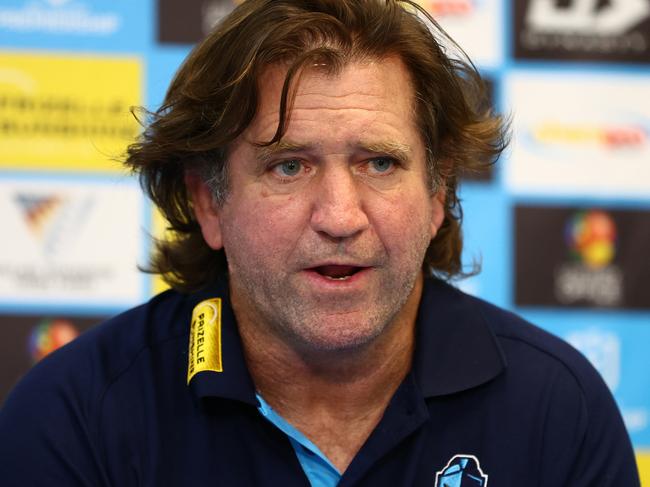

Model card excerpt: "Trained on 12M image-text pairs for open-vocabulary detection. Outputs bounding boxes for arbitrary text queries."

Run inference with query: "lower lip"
[301,267,372,290]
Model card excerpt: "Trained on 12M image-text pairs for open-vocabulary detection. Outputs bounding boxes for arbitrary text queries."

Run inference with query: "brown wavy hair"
[125,0,508,292]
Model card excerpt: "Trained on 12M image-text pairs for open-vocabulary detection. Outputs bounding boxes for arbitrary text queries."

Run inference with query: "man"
[0,0,640,485]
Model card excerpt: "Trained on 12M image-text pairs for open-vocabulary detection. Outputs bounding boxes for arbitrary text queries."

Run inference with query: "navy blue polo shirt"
[0,277,640,486]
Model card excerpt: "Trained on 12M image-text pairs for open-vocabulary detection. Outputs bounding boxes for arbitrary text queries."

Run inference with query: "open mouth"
[310,265,365,280]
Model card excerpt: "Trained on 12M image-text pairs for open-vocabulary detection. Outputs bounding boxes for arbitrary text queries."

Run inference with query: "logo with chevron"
[435,454,488,486]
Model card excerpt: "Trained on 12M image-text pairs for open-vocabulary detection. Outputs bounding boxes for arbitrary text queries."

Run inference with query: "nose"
[309,166,370,239]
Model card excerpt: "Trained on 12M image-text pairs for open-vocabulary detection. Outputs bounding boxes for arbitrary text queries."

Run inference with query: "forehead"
[247,56,419,144]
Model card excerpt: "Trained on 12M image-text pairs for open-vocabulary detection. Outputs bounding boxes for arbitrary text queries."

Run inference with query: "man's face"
[193,57,444,353]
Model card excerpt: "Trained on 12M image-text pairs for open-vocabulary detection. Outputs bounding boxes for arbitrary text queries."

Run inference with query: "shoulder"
[420,277,620,436]
[31,289,189,396]
[0,288,210,485]
[0,289,191,437]
[432,281,638,485]
[441,280,604,394]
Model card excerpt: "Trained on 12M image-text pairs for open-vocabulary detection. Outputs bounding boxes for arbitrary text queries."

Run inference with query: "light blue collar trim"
[256,393,341,487]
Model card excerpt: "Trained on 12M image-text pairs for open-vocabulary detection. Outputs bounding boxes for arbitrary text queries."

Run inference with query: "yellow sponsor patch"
[637,450,650,486]
[0,51,141,171]
[187,298,223,384]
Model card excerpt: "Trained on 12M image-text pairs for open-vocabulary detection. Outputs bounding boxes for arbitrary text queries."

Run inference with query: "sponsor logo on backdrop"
[0,177,145,307]
[566,328,621,391]
[158,0,242,44]
[515,206,650,309]
[0,313,101,402]
[416,0,500,67]
[555,210,623,307]
[202,0,244,33]
[507,74,650,196]
[526,121,649,152]
[27,318,79,363]
[514,0,650,63]
[13,191,93,256]
[418,0,476,17]
[625,409,649,436]
[0,52,141,171]
[0,0,120,36]
[638,454,650,486]
[565,328,649,436]
[14,194,64,239]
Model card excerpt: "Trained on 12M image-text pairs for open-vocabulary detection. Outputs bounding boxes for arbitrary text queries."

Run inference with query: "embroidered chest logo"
[434,454,488,487]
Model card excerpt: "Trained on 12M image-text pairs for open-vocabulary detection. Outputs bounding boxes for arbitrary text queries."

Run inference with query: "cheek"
[373,193,434,253]
[221,193,309,261]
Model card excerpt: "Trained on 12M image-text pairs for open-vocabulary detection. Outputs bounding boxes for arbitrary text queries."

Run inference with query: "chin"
[290,316,388,355]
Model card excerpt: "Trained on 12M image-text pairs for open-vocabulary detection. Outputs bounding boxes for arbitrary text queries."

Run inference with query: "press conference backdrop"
[1,0,649,481]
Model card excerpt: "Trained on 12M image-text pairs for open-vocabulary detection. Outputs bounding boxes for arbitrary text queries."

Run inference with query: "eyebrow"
[357,141,412,162]
[254,141,308,163]
[254,140,413,163]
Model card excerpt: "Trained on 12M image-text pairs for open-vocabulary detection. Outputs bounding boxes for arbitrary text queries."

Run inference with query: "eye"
[273,159,303,177]
[368,157,396,174]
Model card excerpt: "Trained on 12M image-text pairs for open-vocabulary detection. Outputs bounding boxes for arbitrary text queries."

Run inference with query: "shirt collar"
[187,276,506,403]
[412,277,507,397]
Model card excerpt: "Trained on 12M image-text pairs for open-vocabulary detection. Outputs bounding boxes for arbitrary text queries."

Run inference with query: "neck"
[234,274,423,472]
[244,312,416,418]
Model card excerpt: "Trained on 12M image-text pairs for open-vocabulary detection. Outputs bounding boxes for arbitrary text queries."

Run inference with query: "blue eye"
[369,157,394,173]
[275,160,302,177]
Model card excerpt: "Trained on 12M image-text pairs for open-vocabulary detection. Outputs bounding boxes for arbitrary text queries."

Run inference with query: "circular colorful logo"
[565,210,617,269]
[27,319,79,363]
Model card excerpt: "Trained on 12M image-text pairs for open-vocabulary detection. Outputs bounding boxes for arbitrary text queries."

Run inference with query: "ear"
[185,172,223,250]
[430,189,446,238]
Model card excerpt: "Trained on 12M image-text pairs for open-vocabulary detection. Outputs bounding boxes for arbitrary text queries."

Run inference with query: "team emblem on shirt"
[434,454,488,487]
